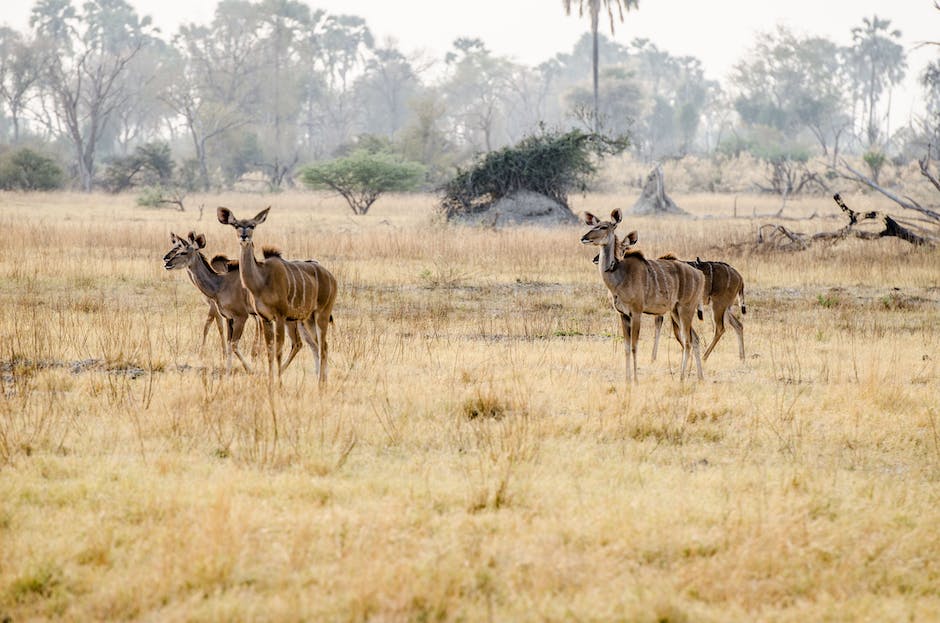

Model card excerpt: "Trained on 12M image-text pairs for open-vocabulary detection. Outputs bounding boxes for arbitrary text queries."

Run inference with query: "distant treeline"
[0,1,935,193]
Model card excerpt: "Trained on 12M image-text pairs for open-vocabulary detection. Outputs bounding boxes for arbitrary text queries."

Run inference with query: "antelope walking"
[581,209,704,383]
[163,232,303,372]
[217,207,337,384]
[652,258,746,362]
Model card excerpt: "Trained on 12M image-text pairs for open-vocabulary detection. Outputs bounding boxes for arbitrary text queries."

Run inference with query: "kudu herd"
[163,207,336,385]
[163,206,745,388]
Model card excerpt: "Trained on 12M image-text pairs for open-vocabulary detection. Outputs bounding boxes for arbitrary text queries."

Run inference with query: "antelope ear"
[581,211,600,226]
[610,208,623,224]
[253,206,270,224]
[625,230,638,245]
[194,234,207,249]
[186,231,197,242]
[217,206,235,225]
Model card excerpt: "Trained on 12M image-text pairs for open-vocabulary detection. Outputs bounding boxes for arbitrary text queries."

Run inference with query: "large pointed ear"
[217,206,235,225]
[194,234,207,249]
[252,206,270,224]
[581,211,600,226]
[610,208,623,224]
[625,230,638,245]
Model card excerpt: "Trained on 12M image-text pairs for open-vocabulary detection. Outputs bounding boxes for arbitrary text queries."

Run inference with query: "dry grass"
[1,189,939,621]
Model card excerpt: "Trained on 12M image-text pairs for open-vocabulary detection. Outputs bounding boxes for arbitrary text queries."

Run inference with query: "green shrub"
[439,128,627,219]
[102,141,174,192]
[0,147,65,191]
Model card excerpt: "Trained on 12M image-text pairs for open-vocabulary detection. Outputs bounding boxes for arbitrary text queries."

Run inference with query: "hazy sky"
[3,0,938,119]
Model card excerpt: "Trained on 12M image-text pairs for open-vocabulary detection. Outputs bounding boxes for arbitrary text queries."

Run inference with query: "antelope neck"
[597,232,618,275]
[238,240,267,294]
[187,251,223,298]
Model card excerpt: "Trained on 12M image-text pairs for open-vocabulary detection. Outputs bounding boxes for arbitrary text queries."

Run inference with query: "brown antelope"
[217,207,337,384]
[652,258,746,362]
[163,232,303,373]
[164,233,226,355]
[598,234,747,362]
[581,209,704,383]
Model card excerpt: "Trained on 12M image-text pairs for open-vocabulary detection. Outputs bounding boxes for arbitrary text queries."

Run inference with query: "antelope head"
[217,206,270,246]
[581,209,637,272]
[163,231,206,270]
[162,232,186,268]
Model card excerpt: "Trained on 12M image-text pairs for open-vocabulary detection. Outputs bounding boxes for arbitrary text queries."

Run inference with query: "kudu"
[163,232,303,373]
[581,209,704,383]
[217,207,337,384]
[595,234,747,362]
[652,258,746,362]
[165,233,226,355]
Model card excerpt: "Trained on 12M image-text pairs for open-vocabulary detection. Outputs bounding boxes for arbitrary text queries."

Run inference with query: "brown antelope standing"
[581,209,704,383]
[599,234,748,363]
[652,258,746,362]
[164,233,226,355]
[163,232,303,373]
[217,207,337,384]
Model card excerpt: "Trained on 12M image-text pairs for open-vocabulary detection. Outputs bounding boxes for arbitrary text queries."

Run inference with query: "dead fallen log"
[882,215,934,246]
[753,194,937,250]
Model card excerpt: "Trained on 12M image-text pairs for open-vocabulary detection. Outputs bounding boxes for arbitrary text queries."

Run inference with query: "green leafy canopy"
[299,150,426,215]
[439,128,628,218]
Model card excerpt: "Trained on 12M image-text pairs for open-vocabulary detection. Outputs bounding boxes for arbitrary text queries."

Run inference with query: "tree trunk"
[591,9,600,134]
[630,165,688,216]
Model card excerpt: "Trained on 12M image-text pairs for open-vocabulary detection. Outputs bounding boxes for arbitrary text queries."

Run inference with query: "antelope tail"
[739,286,747,315]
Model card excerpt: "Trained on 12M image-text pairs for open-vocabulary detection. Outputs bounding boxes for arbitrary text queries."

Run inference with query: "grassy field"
[1,190,939,622]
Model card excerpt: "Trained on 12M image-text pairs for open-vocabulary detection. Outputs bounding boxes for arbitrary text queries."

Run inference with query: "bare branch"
[837,159,940,221]
[918,148,940,194]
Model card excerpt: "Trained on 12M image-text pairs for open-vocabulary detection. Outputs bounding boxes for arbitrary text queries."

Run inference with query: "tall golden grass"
[1,190,938,621]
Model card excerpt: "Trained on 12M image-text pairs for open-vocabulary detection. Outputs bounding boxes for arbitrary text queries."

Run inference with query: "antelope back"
[709,262,743,300]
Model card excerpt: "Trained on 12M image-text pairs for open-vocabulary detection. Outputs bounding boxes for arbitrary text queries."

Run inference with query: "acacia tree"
[300,149,425,215]
[562,0,639,132]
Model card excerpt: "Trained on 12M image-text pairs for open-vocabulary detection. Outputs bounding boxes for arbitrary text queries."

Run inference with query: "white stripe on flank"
[284,261,296,311]
[298,263,307,313]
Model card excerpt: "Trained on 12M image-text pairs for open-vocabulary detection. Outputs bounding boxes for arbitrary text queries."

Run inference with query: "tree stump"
[630,164,688,216]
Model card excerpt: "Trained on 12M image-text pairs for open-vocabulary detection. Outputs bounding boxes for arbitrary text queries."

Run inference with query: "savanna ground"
[1,189,939,622]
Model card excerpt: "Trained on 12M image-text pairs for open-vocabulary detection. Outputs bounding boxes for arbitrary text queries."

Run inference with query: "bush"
[135,185,185,211]
[439,128,628,219]
[0,147,65,191]
[102,141,174,192]
[299,150,426,215]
